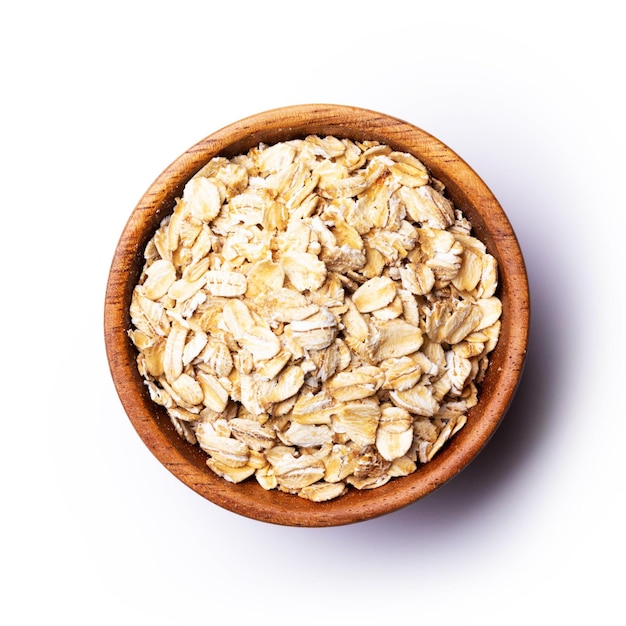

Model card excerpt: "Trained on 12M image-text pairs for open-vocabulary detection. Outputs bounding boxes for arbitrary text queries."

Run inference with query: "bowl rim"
[104,103,530,527]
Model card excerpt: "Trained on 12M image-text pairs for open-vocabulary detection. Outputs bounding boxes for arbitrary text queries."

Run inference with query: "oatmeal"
[128,135,502,501]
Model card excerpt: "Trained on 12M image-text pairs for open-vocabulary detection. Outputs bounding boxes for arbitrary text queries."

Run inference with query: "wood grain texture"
[104,104,530,527]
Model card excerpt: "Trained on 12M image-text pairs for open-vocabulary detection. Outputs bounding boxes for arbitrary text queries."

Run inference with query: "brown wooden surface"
[104,104,530,527]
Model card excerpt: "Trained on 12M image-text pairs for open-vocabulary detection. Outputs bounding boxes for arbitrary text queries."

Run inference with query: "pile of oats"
[129,135,502,502]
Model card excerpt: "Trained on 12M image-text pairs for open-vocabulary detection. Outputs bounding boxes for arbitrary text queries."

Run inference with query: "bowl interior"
[104,104,529,527]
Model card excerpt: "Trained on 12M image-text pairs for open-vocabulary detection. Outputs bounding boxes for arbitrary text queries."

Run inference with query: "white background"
[2,1,624,624]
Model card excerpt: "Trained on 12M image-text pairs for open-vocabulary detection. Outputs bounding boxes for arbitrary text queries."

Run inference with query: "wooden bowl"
[104,104,529,527]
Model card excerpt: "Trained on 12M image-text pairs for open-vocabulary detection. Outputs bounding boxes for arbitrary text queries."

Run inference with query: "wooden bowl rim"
[104,103,529,527]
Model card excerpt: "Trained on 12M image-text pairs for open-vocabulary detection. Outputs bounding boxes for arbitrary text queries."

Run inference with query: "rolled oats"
[129,135,502,501]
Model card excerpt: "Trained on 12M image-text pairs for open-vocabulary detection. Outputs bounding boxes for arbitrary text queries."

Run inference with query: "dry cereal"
[129,135,502,501]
